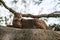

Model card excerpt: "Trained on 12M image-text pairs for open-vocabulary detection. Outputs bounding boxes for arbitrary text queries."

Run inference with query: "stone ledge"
[0,26,60,40]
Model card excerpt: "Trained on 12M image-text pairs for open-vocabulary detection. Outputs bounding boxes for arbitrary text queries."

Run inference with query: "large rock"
[0,26,60,40]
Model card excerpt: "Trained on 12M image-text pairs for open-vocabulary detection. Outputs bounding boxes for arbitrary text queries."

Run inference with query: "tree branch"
[0,0,60,18]
[0,0,17,14]
[22,13,60,18]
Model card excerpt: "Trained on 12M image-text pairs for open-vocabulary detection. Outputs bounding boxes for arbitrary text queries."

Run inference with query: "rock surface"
[0,26,60,40]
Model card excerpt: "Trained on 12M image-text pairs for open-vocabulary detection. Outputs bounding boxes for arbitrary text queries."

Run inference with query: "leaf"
[0,2,2,6]
[9,14,13,18]
[5,17,9,21]
[0,2,2,5]
[0,17,2,19]
[33,0,43,5]
[11,0,18,4]
[22,0,26,3]
[39,0,43,1]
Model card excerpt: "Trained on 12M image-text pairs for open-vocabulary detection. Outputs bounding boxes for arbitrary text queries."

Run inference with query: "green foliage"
[0,2,2,6]
[9,14,13,18]
[33,0,43,5]
[0,17,3,22]
[49,24,60,31]
[0,16,10,25]
[11,0,18,4]
[0,17,2,19]
[0,17,4,25]
[22,0,26,3]
[5,17,9,25]
[54,24,60,31]
[0,2,1,5]
[0,2,3,7]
